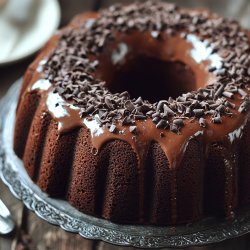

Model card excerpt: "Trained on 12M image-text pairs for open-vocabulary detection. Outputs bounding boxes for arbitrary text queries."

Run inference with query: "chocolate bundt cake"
[14,1,250,226]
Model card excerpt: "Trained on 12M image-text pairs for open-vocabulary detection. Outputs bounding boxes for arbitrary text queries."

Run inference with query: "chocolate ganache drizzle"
[27,1,250,168]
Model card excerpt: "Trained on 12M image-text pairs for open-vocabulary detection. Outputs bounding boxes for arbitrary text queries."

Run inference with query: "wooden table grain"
[1,0,250,249]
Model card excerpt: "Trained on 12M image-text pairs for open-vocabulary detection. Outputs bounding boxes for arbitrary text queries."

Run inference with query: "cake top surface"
[42,0,250,135]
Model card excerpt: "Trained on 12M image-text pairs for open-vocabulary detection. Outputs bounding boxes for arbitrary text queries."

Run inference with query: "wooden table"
[1,0,250,249]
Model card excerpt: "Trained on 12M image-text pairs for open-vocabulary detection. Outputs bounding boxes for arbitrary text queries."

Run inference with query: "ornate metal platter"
[1,79,250,248]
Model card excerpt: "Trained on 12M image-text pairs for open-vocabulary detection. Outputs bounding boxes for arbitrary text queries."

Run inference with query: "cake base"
[1,79,250,248]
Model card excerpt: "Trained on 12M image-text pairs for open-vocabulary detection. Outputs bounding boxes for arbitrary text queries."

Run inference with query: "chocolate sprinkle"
[238,98,250,113]
[156,119,168,129]
[109,124,117,133]
[173,118,184,127]
[199,118,206,128]
[238,88,247,97]
[222,91,234,99]
[129,125,137,134]
[193,109,204,117]
[170,123,179,133]
[212,116,222,124]
[42,0,250,134]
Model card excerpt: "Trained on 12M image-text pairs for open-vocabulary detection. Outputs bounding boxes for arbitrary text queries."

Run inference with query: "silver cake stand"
[1,79,250,248]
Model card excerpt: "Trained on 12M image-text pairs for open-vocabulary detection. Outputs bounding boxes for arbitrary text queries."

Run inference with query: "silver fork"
[0,198,15,234]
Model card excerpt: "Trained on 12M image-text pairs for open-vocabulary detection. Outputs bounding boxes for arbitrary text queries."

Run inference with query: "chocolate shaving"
[129,125,137,134]
[156,119,168,129]
[173,118,184,127]
[170,123,179,133]
[238,88,247,97]
[212,116,222,124]
[238,98,250,113]
[109,124,117,133]
[193,109,204,117]
[199,118,206,128]
[163,104,175,116]
[222,91,234,99]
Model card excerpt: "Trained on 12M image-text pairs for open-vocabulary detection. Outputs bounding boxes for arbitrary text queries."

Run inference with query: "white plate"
[0,0,60,66]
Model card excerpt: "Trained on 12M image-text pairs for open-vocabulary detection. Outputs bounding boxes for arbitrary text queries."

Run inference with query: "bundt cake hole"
[105,55,197,102]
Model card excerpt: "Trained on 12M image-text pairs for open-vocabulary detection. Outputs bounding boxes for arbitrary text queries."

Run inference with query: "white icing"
[36,59,47,73]
[228,123,245,143]
[46,90,80,131]
[85,19,95,29]
[84,115,104,137]
[112,42,129,65]
[31,79,51,91]
[187,34,223,69]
